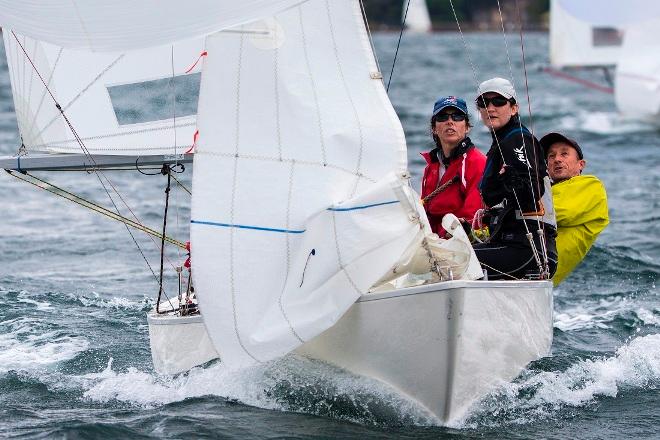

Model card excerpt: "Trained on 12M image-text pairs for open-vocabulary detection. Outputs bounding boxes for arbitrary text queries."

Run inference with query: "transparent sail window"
[592,27,623,47]
[107,73,201,125]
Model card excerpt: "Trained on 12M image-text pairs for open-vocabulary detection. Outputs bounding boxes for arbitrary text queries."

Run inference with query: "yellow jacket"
[553,175,609,285]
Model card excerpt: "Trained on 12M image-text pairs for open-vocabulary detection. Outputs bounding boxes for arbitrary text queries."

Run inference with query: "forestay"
[3,33,204,155]
[0,1,308,52]
[190,0,422,366]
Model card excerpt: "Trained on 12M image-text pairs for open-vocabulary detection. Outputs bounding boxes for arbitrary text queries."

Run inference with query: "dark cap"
[432,96,468,117]
[540,132,584,160]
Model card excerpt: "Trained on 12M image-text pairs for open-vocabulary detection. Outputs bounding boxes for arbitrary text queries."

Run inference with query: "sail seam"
[35,54,125,141]
[192,220,305,234]
[30,120,196,146]
[26,47,63,144]
[278,160,305,343]
[327,200,399,211]
[229,34,262,364]
[298,7,327,166]
[331,210,362,294]
[194,150,377,183]
[325,0,365,198]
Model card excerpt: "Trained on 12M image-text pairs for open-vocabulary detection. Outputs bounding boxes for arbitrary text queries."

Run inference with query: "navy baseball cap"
[540,132,584,159]
[432,96,468,117]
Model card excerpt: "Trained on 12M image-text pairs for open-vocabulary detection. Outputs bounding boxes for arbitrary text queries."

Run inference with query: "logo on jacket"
[513,146,531,168]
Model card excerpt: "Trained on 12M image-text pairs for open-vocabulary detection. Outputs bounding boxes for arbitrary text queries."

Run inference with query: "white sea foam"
[557,110,656,135]
[463,334,660,427]
[69,291,152,310]
[16,290,53,311]
[80,355,435,425]
[554,296,657,332]
[0,317,89,373]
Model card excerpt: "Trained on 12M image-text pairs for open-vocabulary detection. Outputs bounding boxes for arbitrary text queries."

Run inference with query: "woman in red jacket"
[421,96,486,236]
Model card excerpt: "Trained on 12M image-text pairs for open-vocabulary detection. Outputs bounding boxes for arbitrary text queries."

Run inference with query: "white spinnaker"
[404,0,432,33]
[3,32,204,155]
[615,18,660,121]
[190,0,418,366]
[550,0,623,68]
[0,0,308,52]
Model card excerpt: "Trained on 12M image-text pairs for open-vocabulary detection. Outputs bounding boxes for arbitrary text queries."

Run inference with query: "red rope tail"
[184,51,208,74]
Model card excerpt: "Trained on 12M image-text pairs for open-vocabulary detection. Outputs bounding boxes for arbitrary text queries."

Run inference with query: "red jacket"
[421,138,486,236]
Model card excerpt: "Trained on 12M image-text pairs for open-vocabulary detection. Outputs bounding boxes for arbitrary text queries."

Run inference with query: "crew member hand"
[472,208,486,230]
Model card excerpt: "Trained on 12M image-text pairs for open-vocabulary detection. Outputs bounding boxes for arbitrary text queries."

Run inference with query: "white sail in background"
[403,0,432,33]
[3,32,205,155]
[550,0,623,68]
[615,18,660,121]
[190,0,425,366]
[0,0,308,52]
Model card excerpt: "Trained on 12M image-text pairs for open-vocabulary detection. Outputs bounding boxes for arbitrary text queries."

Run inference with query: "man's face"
[477,92,518,130]
[546,142,585,182]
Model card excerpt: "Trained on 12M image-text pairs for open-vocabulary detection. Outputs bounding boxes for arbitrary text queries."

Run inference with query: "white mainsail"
[0,0,309,52]
[403,0,432,33]
[190,0,428,366]
[3,32,204,155]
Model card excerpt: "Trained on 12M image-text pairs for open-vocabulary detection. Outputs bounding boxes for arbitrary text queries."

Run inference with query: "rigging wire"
[495,0,547,273]
[447,0,546,277]
[359,0,382,74]
[386,0,412,92]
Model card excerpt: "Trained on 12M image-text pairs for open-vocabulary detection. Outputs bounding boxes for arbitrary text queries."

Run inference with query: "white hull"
[147,280,553,424]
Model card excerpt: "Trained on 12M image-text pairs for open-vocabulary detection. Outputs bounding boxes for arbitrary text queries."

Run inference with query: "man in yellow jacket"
[540,132,609,285]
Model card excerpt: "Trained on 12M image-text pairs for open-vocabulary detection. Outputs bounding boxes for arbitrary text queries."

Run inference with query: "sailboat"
[0,0,552,425]
[403,0,432,33]
[549,0,660,124]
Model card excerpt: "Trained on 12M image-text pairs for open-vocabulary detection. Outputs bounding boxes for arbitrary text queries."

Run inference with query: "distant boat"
[403,0,432,33]
[549,0,660,124]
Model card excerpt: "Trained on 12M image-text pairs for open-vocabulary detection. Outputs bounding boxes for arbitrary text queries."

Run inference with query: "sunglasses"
[434,112,466,122]
[475,96,511,108]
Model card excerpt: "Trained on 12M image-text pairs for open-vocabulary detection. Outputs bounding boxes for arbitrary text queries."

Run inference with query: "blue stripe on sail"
[191,220,305,234]
[327,200,400,212]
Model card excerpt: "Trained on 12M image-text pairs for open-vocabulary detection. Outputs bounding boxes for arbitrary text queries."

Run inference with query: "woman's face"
[432,108,468,150]
[477,92,518,130]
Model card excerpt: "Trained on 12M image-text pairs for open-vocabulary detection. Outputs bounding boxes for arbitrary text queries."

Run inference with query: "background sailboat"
[549,0,660,124]
[403,0,432,33]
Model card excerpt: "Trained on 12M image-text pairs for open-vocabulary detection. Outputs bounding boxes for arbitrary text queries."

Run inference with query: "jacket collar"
[422,137,474,165]
[491,114,521,142]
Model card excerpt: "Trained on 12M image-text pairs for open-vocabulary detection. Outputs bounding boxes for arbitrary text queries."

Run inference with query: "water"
[1,32,659,439]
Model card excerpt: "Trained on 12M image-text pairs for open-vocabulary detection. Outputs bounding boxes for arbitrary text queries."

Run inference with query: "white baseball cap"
[477,77,516,100]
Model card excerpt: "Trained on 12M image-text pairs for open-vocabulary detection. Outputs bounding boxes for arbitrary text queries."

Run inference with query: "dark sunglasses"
[475,96,511,108]
[434,112,466,122]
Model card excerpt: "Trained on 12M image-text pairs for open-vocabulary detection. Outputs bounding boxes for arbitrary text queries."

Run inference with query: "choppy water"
[1,32,659,439]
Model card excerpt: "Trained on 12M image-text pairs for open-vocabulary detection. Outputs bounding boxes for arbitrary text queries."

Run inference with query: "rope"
[5,170,187,250]
[421,175,459,205]
[386,0,411,92]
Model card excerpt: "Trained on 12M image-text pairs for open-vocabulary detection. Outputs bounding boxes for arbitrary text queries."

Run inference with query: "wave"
[78,355,435,427]
[0,316,89,374]
[554,296,660,332]
[461,333,660,428]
